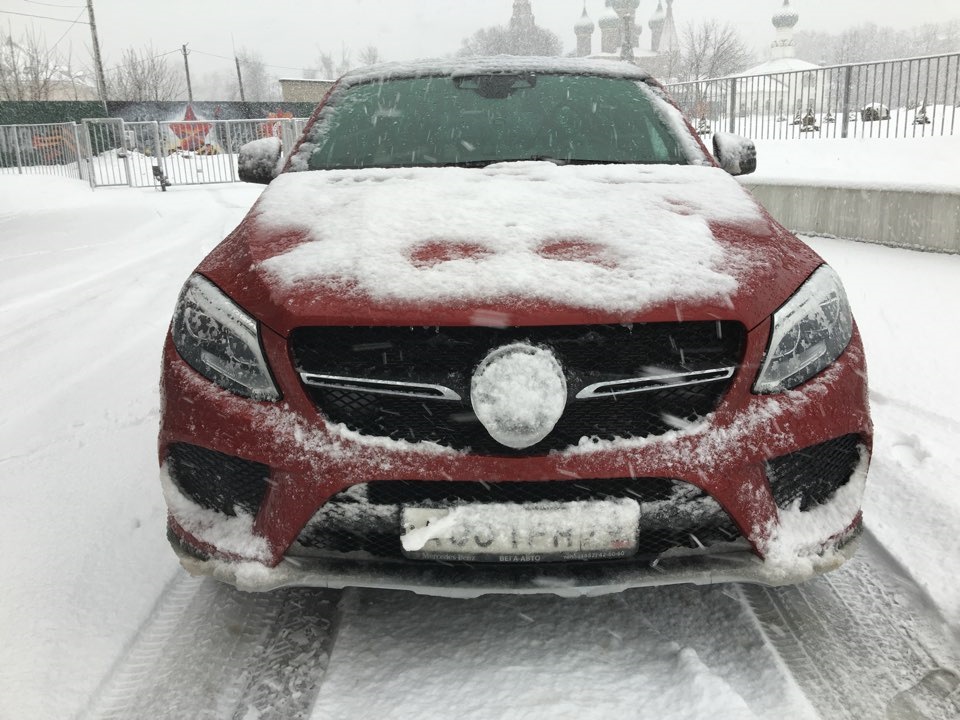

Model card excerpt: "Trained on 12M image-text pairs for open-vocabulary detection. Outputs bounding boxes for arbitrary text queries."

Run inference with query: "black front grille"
[166,443,270,516]
[291,323,744,455]
[289,478,744,564]
[766,435,863,511]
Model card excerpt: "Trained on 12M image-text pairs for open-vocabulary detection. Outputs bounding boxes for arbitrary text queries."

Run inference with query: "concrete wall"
[741,181,960,254]
[279,79,335,103]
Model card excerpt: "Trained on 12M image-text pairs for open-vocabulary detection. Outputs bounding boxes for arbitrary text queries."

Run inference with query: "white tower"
[771,0,800,60]
[575,5,595,57]
[599,4,622,54]
[649,1,666,53]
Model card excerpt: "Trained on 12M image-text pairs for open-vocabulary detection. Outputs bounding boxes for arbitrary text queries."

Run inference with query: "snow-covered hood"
[199,162,821,333]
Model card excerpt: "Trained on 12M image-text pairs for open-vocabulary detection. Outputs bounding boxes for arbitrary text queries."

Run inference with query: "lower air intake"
[166,443,270,517]
[289,477,745,564]
[766,434,863,511]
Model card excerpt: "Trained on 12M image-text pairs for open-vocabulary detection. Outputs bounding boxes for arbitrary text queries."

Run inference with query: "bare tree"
[358,46,382,67]
[106,45,183,101]
[0,27,66,101]
[675,20,752,82]
[236,49,280,101]
[459,25,562,57]
[315,45,354,79]
[796,20,960,66]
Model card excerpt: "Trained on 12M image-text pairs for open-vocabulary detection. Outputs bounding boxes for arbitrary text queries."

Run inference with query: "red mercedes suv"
[159,58,870,596]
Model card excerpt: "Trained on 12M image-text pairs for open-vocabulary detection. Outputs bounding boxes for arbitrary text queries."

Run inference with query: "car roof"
[338,56,654,87]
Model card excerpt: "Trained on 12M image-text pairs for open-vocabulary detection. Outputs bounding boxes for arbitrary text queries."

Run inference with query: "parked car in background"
[159,57,870,596]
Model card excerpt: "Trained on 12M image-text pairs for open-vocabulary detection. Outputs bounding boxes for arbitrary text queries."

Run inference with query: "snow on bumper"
[159,325,871,592]
[170,519,864,598]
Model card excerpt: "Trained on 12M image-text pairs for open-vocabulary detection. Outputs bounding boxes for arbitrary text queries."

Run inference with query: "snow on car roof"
[338,55,654,86]
[256,162,764,313]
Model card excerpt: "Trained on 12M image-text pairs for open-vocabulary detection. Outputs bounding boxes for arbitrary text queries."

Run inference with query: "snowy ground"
[1,171,959,719]
[750,134,960,191]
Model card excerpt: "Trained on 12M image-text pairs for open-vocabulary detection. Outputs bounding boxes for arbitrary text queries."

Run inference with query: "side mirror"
[238,137,282,184]
[713,132,757,176]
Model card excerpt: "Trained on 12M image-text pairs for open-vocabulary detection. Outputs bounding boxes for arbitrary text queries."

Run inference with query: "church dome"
[575,7,595,35]
[772,0,799,30]
[599,7,621,30]
[649,1,666,31]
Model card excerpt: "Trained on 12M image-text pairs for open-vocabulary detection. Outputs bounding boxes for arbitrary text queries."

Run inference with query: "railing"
[4,54,959,188]
[1,117,308,188]
[665,52,960,141]
[0,122,85,180]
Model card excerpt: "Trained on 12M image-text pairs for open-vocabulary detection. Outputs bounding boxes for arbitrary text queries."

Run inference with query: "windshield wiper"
[437,157,633,169]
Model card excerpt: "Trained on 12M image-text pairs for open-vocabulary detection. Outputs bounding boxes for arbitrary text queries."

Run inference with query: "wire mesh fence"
[665,52,960,141]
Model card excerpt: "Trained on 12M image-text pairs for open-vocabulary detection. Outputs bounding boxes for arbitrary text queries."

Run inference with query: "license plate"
[400,499,640,563]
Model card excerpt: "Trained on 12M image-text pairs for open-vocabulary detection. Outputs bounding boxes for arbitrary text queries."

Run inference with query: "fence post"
[226,120,237,182]
[727,78,737,133]
[841,64,853,139]
[81,119,97,189]
[281,119,296,162]
[12,126,23,174]
[151,121,167,185]
[119,121,134,187]
[71,122,84,181]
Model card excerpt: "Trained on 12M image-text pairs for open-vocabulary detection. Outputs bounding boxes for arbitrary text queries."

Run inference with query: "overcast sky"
[4,0,960,82]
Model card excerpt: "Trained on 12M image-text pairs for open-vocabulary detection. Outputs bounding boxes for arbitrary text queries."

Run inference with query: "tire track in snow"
[307,584,815,719]
[80,574,342,720]
[741,531,960,720]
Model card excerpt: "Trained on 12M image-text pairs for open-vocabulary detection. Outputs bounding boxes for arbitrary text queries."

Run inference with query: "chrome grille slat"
[300,373,462,402]
[575,367,737,400]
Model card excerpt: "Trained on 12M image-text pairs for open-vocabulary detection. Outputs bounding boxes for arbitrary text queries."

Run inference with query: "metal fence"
[1,117,308,189]
[0,122,85,180]
[666,52,960,141]
[4,54,959,188]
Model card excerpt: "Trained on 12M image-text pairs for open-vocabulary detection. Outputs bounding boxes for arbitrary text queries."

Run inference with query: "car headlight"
[754,265,853,394]
[171,274,280,401]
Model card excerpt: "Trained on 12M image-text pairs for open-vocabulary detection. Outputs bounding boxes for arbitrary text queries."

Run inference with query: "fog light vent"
[766,434,862,511]
[167,443,270,516]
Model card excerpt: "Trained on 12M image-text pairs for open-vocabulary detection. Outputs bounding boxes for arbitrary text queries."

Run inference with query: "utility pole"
[86,0,108,114]
[181,43,193,104]
[234,55,246,103]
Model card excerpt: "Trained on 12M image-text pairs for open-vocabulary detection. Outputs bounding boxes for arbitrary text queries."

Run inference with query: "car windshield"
[303,73,691,170]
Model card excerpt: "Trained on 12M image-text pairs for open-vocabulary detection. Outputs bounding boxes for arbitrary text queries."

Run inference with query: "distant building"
[735,1,823,117]
[279,78,336,104]
[572,0,680,79]
[510,0,538,38]
[741,0,820,76]
[45,79,99,101]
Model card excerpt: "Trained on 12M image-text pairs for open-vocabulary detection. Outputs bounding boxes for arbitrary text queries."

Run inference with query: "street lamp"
[609,0,641,62]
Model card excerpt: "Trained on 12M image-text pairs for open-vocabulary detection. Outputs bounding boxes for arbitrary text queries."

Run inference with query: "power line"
[47,7,86,51]
[100,47,180,76]
[0,9,89,24]
[191,47,309,73]
[23,0,84,8]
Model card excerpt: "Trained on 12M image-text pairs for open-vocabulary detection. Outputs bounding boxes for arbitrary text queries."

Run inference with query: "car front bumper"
[159,317,872,593]
[169,518,863,598]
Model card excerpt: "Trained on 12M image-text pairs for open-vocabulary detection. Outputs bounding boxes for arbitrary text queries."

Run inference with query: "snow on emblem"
[470,343,567,449]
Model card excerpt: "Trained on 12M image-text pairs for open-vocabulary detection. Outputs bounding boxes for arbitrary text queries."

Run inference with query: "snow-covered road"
[1,177,958,719]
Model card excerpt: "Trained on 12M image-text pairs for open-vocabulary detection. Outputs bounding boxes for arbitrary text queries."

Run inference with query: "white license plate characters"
[400,498,640,562]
